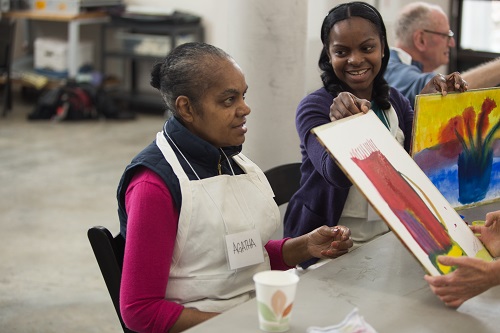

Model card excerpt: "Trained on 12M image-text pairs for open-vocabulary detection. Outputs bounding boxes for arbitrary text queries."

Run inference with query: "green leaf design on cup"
[258,302,277,322]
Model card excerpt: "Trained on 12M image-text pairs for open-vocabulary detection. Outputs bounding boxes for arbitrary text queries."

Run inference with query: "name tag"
[225,229,264,270]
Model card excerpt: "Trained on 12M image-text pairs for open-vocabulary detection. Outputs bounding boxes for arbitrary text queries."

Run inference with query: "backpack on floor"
[28,82,98,121]
[28,82,135,121]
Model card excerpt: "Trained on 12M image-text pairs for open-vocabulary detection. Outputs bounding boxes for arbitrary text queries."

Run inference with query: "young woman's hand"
[420,72,468,97]
[329,92,371,121]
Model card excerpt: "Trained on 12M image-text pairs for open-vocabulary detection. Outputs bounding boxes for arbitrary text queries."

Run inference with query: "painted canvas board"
[412,88,500,209]
[312,111,492,276]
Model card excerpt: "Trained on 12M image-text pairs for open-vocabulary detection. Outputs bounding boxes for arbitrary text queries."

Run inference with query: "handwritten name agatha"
[233,237,258,254]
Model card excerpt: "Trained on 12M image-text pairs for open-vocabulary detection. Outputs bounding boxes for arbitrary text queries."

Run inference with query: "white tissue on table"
[306,308,377,333]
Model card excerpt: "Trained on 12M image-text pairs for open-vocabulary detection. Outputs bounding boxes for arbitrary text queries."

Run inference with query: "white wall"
[126,0,230,51]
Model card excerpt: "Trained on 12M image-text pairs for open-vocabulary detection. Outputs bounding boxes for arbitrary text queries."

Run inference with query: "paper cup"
[253,270,299,332]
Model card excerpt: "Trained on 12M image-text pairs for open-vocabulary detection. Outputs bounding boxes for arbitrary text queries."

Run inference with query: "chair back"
[264,162,302,206]
[87,226,135,333]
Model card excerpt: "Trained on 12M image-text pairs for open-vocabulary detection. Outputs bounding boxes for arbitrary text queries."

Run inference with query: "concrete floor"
[0,94,164,332]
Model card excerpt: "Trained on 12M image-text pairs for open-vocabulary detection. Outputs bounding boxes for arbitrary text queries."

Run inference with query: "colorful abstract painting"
[312,112,492,276]
[412,88,500,209]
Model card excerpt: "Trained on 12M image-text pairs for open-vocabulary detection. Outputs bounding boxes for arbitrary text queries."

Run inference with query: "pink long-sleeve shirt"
[120,167,291,332]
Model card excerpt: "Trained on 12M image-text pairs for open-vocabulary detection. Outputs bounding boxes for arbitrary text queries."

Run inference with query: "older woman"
[116,42,353,333]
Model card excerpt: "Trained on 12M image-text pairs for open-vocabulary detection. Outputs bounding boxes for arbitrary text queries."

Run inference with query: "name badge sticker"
[225,229,264,270]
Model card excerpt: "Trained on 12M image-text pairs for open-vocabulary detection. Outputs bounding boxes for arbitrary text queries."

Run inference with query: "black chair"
[264,162,302,206]
[87,226,136,333]
[0,18,16,117]
[264,162,302,239]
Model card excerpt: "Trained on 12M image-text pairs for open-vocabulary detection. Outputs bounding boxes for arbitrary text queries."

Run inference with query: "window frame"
[448,0,500,73]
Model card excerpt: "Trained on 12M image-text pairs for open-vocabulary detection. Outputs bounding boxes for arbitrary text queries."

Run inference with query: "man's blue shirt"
[385,48,435,108]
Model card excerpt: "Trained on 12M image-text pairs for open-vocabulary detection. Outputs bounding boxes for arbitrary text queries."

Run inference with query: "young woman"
[116,42,353,333]
[283,1,467,268]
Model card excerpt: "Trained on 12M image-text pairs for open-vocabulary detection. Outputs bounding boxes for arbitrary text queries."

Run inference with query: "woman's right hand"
[329,92,371,122]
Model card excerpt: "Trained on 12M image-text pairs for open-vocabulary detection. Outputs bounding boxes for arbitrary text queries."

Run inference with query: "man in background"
[385,1,500,107]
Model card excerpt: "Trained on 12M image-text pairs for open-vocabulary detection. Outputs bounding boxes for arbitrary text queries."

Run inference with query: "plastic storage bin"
[34,37,93,74]
[117,32,171,57]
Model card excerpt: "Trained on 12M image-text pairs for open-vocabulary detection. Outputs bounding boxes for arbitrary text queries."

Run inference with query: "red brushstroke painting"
[351,140,463,273]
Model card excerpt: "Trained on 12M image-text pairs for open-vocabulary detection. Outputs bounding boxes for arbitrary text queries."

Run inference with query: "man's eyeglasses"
[423,29,454,40]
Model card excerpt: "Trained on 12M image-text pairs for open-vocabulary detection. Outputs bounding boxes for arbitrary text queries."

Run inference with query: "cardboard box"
[34,37,93,74]
[31,0,78,14]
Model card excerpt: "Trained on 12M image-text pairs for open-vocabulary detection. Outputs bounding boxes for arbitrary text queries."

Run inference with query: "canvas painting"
[312,111,492,276]
[412,88,500,209]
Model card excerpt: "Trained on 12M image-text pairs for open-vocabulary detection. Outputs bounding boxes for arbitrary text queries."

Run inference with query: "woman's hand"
[329,92,371,122]
[472,210,500,257]
[425,209,500,308]
[306,225,353,259]
[282,226,353,267]
[424,256,500,308]
[420,72,468,97]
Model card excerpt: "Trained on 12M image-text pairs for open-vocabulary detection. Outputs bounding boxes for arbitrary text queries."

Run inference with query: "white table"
[185,201,500,332]
[5,10,109,78]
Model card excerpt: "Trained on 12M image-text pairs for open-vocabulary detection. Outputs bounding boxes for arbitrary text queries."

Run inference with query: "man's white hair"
[395,1,445,48]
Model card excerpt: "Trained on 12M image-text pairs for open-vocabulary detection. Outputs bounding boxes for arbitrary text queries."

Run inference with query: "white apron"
[339,105,405,244]
[156,132,281,312]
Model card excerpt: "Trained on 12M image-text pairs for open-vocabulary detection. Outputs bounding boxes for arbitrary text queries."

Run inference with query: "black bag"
[28,82,98,121]
[28,81,135,121]
[94,88,135,120]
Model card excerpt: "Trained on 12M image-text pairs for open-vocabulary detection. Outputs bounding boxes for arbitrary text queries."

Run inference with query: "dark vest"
[116,141,181,238]
[116,118,245,238]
